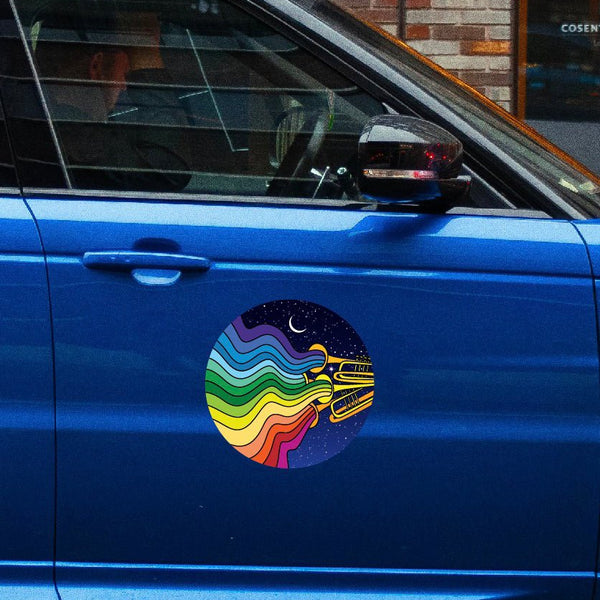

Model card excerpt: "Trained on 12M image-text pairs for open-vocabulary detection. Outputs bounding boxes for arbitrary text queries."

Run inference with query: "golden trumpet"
[330,389,374,423]
[307,345,374,423]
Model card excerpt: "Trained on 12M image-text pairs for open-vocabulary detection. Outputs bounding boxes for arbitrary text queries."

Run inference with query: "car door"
[4,1,600,600]
[0,24,56,599]
[28,201,600,600]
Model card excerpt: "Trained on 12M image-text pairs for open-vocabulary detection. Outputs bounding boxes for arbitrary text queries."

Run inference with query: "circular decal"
[205,300,374,469]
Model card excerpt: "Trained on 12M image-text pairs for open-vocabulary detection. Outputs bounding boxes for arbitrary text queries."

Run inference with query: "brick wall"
[337,0,401,36]
[335,0,515,112]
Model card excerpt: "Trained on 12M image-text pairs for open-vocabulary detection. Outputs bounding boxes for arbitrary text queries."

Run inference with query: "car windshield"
[291,0,600,216]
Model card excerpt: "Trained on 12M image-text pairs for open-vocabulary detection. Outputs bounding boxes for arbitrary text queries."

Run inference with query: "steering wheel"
[266,108,329,197]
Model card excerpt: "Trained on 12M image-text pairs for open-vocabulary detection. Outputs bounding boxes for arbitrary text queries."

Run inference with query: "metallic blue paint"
[570,220,600,600]
[574,220,600,276]
[0,197,55,598]
[2,0,600,595]
[53,563,595,600]
[22,196,600,600]
[0,563,57,600]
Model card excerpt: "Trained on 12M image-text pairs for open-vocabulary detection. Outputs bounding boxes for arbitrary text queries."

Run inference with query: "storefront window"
[524,0,600,173]
[526,0,600,121]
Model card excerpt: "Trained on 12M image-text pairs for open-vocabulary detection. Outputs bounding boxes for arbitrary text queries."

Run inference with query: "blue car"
[1,1,600,599]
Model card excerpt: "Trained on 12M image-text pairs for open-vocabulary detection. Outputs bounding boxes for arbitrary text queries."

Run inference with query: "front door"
[23,198,598,600]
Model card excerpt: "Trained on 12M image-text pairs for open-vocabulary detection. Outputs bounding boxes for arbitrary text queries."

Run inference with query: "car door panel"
[0,195,55,599]
[24,196,600,599]
[571,219,600,600]
[3,0,599,596]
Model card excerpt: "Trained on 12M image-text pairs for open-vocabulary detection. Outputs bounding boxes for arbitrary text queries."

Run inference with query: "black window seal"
[20,186,375,209]
[0,85,22,193]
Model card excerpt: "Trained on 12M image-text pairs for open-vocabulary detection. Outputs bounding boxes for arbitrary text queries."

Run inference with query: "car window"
[289,0,600,216]
[8,0,386,199]
[0,4,67,188]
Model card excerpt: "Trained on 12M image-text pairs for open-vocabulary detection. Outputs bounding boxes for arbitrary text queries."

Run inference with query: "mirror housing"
[358,115,471,206]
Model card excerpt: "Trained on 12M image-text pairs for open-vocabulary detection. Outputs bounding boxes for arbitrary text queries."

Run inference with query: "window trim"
[0,187,22,196]
[0,83,22,194]
[20,186,555,220]
[20,185,375,209]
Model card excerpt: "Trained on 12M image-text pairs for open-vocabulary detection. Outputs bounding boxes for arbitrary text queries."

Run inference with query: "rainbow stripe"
[206,317,331,468]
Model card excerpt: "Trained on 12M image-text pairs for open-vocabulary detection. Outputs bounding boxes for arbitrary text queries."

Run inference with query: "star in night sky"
[240,299,374,468]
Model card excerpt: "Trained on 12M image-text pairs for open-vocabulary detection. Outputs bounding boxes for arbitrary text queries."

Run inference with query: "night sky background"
[240,299,374,468]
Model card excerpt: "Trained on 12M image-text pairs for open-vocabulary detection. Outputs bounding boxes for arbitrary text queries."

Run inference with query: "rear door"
[4,1,600,599]
[0,15,56,598]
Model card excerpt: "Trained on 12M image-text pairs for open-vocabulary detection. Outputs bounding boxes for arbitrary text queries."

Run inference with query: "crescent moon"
[289,316,307,334]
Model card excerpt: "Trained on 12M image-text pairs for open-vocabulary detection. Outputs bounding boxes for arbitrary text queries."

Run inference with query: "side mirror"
[358,115,471,206]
